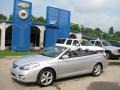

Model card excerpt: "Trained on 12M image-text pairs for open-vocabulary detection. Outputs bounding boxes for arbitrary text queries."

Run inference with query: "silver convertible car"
[10,46,108,87]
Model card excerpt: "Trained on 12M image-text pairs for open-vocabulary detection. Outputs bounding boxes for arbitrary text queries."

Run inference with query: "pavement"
[0,57,120,90]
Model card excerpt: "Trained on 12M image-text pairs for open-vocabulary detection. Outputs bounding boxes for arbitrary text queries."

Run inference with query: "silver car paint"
[10,48,107,83]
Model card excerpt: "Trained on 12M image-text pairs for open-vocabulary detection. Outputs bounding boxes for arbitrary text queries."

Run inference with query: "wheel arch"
[95,62,103,70]
[37,67,57,80]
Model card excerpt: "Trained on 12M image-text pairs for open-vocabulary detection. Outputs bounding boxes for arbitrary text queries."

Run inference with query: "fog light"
[18,75,25,80]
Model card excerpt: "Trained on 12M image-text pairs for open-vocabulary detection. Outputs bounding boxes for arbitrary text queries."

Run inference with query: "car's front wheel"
[92,64,102,76]
[37,69,55,87]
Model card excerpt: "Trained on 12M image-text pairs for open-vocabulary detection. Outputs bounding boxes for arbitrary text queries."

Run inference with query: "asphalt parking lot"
[0,57,120,90]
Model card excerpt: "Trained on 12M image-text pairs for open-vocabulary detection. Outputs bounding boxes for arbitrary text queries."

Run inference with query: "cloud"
[20,0,120,32]
[0,0,120,32]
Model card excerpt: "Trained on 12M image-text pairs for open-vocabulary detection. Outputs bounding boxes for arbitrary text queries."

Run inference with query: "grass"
[0,50,36,58]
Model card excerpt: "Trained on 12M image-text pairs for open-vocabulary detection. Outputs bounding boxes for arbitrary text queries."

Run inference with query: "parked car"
[90,39,120,59]
[108,40,120,47]
[56,38,105,52]
[10,46,107,87]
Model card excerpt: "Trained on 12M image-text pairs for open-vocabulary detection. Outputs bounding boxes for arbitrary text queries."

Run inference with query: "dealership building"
[0,0,96,51]
[0,21,46,50]
[0,20,97,51]
[0,0,71,51]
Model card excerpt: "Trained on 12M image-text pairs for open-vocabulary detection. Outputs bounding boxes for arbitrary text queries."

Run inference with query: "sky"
[0,0,120,32]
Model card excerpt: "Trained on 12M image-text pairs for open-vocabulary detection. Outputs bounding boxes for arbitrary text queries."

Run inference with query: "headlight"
[20,63,40,70]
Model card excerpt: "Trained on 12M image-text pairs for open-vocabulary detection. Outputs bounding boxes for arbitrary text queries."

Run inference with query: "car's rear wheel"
[92,64,102,76]
[37,69,55,87]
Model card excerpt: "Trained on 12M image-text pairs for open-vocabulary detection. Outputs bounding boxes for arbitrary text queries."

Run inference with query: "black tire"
[37,69,55,87]
[92,64,102,76]
[106,52,112,59]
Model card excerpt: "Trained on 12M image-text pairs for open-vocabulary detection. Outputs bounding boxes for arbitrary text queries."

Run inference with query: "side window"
[95,41,102,47]
[90,41,95,44]
[66,40,72,45]
[73,40,80,46]
[102,41,111,46]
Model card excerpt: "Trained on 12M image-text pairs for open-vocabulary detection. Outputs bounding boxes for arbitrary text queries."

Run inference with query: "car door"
[57,51,95,78]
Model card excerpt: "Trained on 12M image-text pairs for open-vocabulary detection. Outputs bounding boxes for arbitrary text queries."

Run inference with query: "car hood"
[14,54,53,66]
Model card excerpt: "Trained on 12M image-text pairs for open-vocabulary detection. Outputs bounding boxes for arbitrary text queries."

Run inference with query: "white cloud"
[72,12,120,32]
[1,0,120,32]
[29,0,120,32]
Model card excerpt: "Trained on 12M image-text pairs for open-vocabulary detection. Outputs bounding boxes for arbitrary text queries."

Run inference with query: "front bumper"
[10,66,39,83]
[111,52,120,57]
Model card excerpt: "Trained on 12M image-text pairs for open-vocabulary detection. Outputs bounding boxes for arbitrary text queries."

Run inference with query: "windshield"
[81,40,92,46]
[102,40,111,46]
[40,46,67,58]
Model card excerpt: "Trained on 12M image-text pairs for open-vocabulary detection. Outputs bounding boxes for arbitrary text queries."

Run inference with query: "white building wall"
[0,22,46,51]
[0,23,6,50]
[38,26,46,48]
[32,25,46,50]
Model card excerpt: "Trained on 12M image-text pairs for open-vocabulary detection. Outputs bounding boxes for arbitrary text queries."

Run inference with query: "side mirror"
[62,55,69,59]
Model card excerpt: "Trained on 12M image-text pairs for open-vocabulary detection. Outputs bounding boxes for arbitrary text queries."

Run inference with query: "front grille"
[12,63,18,69]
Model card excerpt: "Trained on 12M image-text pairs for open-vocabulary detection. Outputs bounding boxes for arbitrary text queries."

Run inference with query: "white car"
[56,38,105,52]
[90,39,120,59]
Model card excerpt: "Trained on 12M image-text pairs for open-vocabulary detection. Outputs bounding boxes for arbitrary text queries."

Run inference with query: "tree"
[79,24,85,33]
[112,31,120,41]
[94,28,103,37]
[109,27,114,34]
[32,15,45,24]
[8,14,13,21]
[70,23,80,32]
[102,33,110,40]
[94,28,102,33]
[37,16,45,24]
[32,15,38,22]
[0,14,7,20]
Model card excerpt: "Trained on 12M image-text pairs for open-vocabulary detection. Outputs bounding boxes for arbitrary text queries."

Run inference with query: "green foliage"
[70,22,120,41]
[70,23,80,32]
[0,50,35,58]
[0,14,7,20]
[32,15,45,24]
[8,14,13,21]
[102,33,111,39]
[109,27,114,34]
[37,16,45,24]
[112,31,120,41]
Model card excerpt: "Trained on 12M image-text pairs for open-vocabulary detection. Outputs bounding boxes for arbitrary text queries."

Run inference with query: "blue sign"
[12,0,32,51]
[46,7,59,27]
[44,6,71,48]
